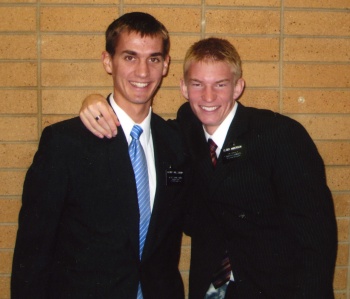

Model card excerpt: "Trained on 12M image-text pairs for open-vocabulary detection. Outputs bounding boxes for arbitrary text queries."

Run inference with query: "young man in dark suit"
[79,38,337,298]
[11,12,189,299]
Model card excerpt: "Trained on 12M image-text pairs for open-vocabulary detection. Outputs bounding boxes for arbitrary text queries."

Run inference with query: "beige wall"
[0,0,349,298]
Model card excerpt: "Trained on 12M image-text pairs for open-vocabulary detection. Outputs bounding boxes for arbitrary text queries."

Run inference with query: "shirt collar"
[109,94,152,145]
[204,101,238,156]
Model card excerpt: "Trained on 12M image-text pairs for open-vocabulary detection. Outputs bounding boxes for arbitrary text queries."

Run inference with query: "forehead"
[187,60,234,80]
[115,31,164,55]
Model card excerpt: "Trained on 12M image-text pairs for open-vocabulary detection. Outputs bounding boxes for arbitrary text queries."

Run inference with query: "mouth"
[130,81,150,88]
[200,105,219,112]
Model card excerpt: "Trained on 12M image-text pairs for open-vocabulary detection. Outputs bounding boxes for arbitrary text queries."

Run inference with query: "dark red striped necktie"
[208,138,218,168]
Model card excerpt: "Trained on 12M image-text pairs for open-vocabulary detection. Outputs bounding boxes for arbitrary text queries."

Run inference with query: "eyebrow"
[189,78,230,84]
[122,50,164,57]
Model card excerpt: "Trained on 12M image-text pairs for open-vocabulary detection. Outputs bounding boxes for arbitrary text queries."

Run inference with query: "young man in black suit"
[11,12,189,299]
[79,38,337,299]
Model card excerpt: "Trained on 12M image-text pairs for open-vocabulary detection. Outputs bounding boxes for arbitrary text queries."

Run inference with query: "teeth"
[201,106,218,111]
[131,82,149,88]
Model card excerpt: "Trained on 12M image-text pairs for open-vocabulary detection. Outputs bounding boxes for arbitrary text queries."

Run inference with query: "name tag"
[222,144,243,163]
[166,169,184,186]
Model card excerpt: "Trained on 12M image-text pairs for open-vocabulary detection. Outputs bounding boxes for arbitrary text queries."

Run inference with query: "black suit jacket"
[177,102,337,299]
[11,111,190,299]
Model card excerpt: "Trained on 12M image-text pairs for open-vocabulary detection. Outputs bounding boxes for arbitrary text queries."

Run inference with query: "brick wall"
[0,0,349,298]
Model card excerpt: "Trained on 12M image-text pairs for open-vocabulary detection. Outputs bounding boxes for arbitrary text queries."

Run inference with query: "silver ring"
[95,114,103,121]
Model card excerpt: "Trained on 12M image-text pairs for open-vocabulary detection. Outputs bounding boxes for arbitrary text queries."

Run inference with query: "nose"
[202,86,216,102]
[135,59,149,78]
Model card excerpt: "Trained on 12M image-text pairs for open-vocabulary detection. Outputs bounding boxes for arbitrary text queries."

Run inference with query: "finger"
[79,109,104,139]
[80,105,113,138]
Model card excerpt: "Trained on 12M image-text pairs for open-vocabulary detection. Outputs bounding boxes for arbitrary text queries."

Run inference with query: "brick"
[125,0,200,4]
[0,144,37,168]
[336,218,349,242]
[40,7,119,32]
[226,37,280,61]
[42,89,110,115]
[291,115,350,140]
[0,90,37,114]
[43,0,117,3]
[0,171,26,196]
[336,244,349,266]
[169,35,200,61]
[326,167,350,192]
[285,0,349,9]
[181,233,191,246]
[41,34,104,60]
[0,251,14,274]
[206,10,280,35]
[243,62,279,87]
[0,276,10,299]
[239,89,279,112]
[334,267,347,290]
[315,141,350,166]
[152,89,186,115]
[179,246,190,271]
[0,35,37,60]
[0,199,21,223]
[180,271,189,297]
[0,62,37,87]
[283,64,350,88]
[0,117,37,142]
[124,7,201,33]
[284,11,350,36]
[333,193,350,217]
[334,292,347,299]
[282,90,350,114]
[162,61,183,88]
[284,38,350,62]
[41,62,109,87]
[0,7,36,31]
[0,225,17,249]
[206,0,279,6]
[42,116,75,129]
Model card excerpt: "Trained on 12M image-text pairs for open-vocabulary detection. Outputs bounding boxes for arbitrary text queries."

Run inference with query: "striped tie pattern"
[208,138,218,168]
[128,125,151,299]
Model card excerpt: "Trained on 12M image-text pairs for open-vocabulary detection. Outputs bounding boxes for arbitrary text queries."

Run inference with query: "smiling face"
[102,30,169,122]
[181,59,244,135]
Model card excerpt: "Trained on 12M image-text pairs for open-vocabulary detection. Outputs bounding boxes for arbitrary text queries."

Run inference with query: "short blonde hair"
[183,37,242,82]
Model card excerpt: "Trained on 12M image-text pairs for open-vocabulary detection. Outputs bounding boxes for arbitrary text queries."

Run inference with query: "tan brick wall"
[0,1,349,298]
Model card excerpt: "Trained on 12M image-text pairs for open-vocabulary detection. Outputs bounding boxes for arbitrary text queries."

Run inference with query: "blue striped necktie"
[128,125,151,299]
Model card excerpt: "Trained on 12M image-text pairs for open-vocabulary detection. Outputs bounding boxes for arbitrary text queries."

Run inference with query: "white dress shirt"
[109,94,156,210]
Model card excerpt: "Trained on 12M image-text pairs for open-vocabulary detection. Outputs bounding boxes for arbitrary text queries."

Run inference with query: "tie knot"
[208,138,217,153]
[130,125,143,140]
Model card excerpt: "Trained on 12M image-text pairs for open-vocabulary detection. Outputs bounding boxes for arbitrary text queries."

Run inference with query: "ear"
[180,78,189,101]
[102,51,113,74]
[162,55,170,76]
[233,78,245,100]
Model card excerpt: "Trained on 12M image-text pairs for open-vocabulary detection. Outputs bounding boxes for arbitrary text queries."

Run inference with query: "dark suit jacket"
[11,111,190,299]
[177,102,337,299]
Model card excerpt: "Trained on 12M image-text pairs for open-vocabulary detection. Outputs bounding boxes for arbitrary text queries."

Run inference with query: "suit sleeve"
[11,126,69,298]
[273,118,337,298]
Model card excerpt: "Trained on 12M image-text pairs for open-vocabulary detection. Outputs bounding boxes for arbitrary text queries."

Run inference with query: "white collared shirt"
[204,102,238,158]
[109,94,156,210]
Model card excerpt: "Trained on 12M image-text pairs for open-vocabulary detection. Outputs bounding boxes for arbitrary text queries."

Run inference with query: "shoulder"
[239,103,308,135]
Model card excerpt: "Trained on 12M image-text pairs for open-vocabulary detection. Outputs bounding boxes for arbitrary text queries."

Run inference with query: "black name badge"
[222,144,243,163]
[166,169,184,186]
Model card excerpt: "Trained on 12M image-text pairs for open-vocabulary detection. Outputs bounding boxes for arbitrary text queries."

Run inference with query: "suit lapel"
[108,127,140,260]
[210,103,250,194]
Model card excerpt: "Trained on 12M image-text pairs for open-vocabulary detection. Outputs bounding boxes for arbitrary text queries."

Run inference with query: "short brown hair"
[105,12,170,57]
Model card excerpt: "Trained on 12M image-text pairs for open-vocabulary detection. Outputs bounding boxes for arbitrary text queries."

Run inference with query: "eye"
[124,55,135,61]
[149,57,161,63]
